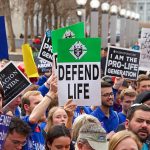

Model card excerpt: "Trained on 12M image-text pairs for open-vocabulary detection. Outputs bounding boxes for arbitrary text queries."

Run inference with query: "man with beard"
[125,104,150,150]
[91,81,119,133]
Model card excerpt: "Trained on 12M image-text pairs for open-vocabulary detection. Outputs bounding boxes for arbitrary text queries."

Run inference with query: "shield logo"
[63,29,75,38]
[69,41,87,59]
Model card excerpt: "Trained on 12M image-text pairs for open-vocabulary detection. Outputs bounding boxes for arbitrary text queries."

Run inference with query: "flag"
[52,22,85,53]
[0,16,9,59]
[22,44,39,78]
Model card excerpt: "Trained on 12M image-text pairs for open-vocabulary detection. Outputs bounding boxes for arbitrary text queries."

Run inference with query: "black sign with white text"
[105,46,140,80]
[0,62,31,108]
[38,30,53,63]
[33,51,52,73]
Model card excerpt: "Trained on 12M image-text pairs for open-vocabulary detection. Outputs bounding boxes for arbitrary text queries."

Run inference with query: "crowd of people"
[0,53,150,150]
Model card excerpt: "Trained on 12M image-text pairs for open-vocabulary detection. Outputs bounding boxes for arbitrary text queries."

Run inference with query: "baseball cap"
[102,76,114,86]
[77,123,108,150]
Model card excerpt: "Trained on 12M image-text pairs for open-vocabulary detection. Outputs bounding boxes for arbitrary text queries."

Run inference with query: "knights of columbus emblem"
[63,29,75,38]
[69,41,87,59]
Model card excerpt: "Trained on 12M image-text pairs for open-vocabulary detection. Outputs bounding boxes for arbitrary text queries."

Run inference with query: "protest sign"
[0,114,11,149]
[38,30,53,63]
[139,28,150,71]
[52,22,85,53]
[0,62,31,108]
[0,16,9,60]
[33,51,52,73]
[57,38,101,106]
[105,46,140,80]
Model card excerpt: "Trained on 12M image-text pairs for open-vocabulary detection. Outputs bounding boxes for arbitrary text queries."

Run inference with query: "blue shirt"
[83,106,93,114]
[91,107,119,133]
[118,112,126,124]
[22,116,45,150]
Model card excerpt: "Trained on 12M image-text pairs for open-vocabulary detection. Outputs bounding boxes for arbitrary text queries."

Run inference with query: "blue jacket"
[38,84,49,96]
[36,75,47,86]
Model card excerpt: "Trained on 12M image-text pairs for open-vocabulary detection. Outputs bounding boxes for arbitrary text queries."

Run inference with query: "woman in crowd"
[108,130,142,150]
[45,106,68,133]
[72,114,100,141]
[45,99,76,132]
[45,124,71,150]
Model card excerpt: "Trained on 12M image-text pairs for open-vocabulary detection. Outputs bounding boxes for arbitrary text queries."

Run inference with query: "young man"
[118,88,137,124]
[136,74,150,93]
[21,74,57,150]
[125,104,150,150]
[4,117,31,150]
[91,81,119,133]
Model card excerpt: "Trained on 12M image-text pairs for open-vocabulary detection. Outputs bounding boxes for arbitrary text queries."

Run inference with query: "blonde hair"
[108,130,142,150]
[72,114,100,141]
[21,91,41,113]
[120,88,137,101]
[45,106,67,133]
[137,74,150,88]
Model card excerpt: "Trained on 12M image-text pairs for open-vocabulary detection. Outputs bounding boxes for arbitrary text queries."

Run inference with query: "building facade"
[129,0,150,21]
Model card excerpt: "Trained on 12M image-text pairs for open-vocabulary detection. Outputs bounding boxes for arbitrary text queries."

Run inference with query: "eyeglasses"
[11,140,27,146]
[102,92,113,97]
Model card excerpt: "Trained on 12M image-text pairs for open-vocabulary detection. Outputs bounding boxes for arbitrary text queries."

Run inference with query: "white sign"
[58,62,101,106]
[139,28,150,71]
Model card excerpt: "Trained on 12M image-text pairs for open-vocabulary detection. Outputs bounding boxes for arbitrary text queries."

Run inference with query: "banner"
[22,44,39,78]
[57,38,101,106]
[38,30,53,63]
[139,28,150,71]
[0,62,31,108]
[0,16,9,60]
[52,22,85,53]
[105,46,140,80]
[0,114,12,149]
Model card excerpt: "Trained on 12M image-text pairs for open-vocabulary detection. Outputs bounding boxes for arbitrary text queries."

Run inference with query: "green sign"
[57,38,101,62]
[52,22,85,53]
[57,38,101,106]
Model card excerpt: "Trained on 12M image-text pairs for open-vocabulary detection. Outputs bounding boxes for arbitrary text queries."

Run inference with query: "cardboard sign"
[57,38,101,106]
[0,115,11,149]
[33,51,52,73]
[38,30,53,63]
[0,62,31,108]
[139,28,150,71]
[52,22,85,53]
[105,46,140,80]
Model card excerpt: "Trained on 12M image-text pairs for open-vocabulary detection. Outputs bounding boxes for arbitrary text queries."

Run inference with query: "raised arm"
[29,74,58,124]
